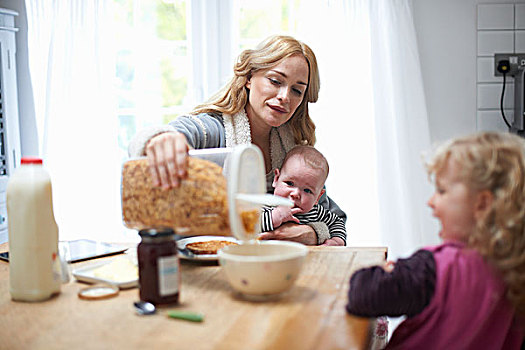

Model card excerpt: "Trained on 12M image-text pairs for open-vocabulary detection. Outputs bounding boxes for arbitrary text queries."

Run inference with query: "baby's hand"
[271,206,301,228]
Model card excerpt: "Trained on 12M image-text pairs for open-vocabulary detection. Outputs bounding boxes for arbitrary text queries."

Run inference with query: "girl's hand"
[383,260,395,272]
[145,131,190,189]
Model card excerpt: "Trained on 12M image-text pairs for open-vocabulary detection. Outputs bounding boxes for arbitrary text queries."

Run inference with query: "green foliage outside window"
[156,1,186,41]
[113,0,133,28]
[162,114,179,124]
[238,0,301,48]
[161,57,187,107]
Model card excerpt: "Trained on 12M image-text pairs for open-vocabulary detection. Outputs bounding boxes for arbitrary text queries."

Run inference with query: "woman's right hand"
[259,222,318,245]
[145,131,190,189]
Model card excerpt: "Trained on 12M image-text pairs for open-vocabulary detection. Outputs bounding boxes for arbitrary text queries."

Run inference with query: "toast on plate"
[185,240,238,255]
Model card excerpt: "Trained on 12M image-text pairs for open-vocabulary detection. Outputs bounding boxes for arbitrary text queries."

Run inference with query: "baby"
[346,132,525,348]
[260,145,346,246]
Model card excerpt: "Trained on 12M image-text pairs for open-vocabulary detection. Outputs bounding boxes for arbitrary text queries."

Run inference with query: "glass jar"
[137,228,180,305]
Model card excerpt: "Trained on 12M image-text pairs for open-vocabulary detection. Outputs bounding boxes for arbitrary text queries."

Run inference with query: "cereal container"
[121,149,232,236]
[121,145,292,239]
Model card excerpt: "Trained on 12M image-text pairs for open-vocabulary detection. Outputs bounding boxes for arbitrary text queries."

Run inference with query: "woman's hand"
[259,222,317,245]
[321,237,345,246]
[145,131,190,189]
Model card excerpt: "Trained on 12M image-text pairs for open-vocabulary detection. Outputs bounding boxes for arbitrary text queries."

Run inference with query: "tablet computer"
[0,239,129,263]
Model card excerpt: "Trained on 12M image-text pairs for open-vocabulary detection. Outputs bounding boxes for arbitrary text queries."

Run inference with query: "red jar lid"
[21,157,43,165]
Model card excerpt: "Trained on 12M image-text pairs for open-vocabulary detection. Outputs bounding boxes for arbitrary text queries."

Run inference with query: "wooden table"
[0,244,386,350]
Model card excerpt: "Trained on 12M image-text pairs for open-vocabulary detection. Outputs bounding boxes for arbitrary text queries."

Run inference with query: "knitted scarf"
[222,110,297,174]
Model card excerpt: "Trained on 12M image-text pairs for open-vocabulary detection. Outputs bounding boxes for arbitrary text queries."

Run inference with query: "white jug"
[7,157,61,301]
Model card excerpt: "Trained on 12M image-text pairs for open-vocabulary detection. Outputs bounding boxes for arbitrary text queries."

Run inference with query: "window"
[114,0,192,162]
[115,0,301,162]
[234,0,301,49]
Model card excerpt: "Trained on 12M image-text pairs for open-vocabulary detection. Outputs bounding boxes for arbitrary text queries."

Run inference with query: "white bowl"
[218,241,308,298]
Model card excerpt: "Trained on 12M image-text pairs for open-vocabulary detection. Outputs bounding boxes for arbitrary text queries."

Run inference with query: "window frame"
[189,0,236,104]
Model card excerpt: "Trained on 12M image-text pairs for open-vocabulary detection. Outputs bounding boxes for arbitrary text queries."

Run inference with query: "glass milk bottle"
[7,157,61,301]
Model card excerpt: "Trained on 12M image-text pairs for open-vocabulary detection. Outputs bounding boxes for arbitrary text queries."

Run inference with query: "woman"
[129,35,346,245]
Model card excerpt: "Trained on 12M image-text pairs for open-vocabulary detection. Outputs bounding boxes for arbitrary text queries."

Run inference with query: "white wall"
[476,3,525,132]
[412,0,525,144]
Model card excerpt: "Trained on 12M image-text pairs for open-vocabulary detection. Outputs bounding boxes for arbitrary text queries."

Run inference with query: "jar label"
[157,255,179,296]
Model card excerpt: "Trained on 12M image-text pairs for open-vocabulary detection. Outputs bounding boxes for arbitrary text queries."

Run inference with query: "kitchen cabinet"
[0,8,20,244]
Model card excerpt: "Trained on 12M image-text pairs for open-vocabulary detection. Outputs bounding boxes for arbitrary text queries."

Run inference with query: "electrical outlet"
[494,53,525,76]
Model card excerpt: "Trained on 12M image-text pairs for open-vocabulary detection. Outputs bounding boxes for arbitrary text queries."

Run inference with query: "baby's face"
[272,156,325,214]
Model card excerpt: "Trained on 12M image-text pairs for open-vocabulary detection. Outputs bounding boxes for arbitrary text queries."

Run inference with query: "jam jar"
[137,228,180,305]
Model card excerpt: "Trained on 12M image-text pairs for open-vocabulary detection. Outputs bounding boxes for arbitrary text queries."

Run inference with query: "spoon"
[134,301,156,315]
[236,193,293,207]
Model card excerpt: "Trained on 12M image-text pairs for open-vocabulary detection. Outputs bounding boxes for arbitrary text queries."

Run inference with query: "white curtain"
[297,0,438,259]
[369,0,439,259]
[25,0,125,242]
[296,0,382,247]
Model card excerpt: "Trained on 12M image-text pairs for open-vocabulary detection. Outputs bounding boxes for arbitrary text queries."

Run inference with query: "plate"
[72,256,138,289]
[177,236,239,261]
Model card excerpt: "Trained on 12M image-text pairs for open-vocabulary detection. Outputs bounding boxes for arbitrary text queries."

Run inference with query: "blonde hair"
[426,132,525,316]
[283,145,329,183]
[191,35,320,145]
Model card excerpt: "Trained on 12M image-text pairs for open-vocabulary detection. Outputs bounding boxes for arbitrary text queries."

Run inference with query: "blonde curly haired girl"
[347,132,525,349]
